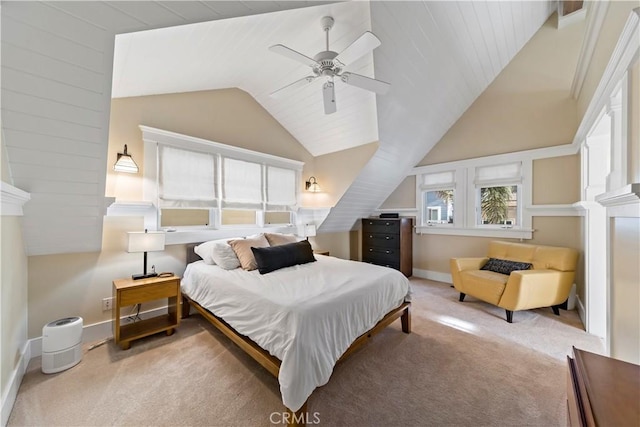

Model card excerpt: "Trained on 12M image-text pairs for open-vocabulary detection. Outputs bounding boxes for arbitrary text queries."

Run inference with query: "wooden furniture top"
[113,274,179,290]
[572,347,640,426]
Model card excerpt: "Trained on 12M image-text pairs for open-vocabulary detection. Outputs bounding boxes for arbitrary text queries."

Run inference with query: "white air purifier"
[41,317,83,374]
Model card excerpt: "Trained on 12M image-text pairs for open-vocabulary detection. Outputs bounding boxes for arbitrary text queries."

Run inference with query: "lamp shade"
[297,224,316,238]
[127,231,165,253]
[114,145,139,173]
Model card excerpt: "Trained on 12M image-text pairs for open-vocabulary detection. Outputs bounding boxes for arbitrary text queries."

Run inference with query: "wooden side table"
[112,275,181,350]
[314,250,330,256]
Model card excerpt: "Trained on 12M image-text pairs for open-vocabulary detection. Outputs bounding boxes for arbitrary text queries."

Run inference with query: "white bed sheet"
[181,255,411,412]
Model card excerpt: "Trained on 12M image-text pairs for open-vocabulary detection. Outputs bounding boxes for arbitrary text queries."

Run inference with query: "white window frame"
[140,126,303,242]
[413,153,535,239]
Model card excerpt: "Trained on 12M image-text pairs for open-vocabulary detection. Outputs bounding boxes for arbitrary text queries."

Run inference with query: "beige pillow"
[228,235,269,270]
[264,233,298,246]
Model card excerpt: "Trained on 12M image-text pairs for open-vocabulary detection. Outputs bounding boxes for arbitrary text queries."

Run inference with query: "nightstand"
[112,275,181,350]
[314,250,330,256]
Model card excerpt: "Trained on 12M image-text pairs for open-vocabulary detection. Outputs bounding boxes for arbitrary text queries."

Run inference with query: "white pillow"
[194,238,243,265]
[210,243,241,270]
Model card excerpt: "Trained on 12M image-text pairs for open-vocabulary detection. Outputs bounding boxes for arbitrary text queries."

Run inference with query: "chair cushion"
[460,270,509,305]
[481,258,532,275]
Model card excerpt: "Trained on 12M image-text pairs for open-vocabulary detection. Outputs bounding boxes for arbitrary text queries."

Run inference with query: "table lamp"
[127,230,165,280]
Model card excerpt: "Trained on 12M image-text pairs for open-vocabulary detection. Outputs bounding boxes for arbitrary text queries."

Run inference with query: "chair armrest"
[498,269,575,311]
[450,257,489,292]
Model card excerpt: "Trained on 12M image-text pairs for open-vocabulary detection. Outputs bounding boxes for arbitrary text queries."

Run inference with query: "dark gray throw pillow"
[251,240,316,274]
[480,258,532,275]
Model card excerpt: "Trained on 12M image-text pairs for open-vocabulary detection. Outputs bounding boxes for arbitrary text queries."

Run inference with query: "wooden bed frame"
[182,244,411,426]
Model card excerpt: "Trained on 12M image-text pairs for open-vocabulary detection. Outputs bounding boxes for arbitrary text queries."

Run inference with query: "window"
[474,163,522,227]
[419,171,455,226]
[141,126,303,232]
[423,190,453,224]
[413,156,533,239]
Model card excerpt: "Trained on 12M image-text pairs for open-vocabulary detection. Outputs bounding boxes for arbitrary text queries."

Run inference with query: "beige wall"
[308,142,378,208]
[420,16,586,166]
[577,1,640,118]
[533,155,581,204]
[610,217,640,364]
[1,215,28,401]
[379,176,416,209]
[106,88,314,201]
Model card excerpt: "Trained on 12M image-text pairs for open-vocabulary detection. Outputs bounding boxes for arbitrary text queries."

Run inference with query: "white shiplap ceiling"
[112,1,379,156]
[2,0,557,254]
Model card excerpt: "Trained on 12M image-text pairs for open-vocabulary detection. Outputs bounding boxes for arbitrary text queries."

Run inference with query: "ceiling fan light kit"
[269,16,390,115]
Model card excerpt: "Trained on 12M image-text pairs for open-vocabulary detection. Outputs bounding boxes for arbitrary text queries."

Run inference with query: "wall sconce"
[305,176,321,192]
[114,144,139,173]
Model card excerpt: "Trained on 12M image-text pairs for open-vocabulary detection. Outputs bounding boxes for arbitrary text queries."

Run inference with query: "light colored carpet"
[8,278,603,426]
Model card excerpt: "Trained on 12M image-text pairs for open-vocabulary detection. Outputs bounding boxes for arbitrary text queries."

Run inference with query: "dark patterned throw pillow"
[481,258,532,275]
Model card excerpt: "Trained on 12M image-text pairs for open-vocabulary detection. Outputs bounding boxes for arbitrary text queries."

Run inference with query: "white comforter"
[181,255,411,412]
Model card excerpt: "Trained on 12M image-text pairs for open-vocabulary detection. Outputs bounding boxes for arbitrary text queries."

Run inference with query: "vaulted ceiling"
[1,1,556,255]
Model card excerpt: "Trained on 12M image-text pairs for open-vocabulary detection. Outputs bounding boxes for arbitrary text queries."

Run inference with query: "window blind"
[159,146,216,207]
[420,170,455,190]
[475,162,522,186]
[266,166,296,210]
[222,158,263,209]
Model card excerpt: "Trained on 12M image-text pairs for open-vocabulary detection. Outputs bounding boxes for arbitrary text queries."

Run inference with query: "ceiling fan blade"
[269,44,318,67]
[322,81,337,114]
[335,31,381,66]
[340,72,390,95]
[270,76,317,98]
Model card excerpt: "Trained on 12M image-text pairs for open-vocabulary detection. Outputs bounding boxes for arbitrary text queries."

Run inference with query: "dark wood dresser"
[361,217,413,277]
[567,346,639,426]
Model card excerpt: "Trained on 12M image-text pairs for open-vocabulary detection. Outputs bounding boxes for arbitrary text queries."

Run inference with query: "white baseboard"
[576,295,586,328]
[29,306,169,358]
[413,268,452,284]
[1,340,30,427]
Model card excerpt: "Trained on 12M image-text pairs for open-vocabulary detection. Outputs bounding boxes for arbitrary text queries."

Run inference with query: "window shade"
[420,170,455,190]
[159,146,216,207]
[266,166,296,210]
[222,158,263,209]
[475,162,522,186]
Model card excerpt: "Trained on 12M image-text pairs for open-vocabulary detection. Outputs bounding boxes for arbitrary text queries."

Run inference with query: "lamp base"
[131,272,158,281]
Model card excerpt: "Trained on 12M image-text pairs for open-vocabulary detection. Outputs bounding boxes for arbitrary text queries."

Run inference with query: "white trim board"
[1,341,29,427]
[0,181,30,216]
[412,268,452,285]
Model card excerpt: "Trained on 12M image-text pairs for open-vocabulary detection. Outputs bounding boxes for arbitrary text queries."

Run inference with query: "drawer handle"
[385,236,390,240]
[369,248,373,252]
[369,235,373,238]
[386,222,390,226]
[386,250,390,254]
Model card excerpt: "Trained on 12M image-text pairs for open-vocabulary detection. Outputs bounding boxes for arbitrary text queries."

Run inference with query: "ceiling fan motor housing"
[313,51,341,77]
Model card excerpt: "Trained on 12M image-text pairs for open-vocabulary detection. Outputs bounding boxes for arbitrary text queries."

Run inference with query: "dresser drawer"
[363,232,400,249]
[362,219,400,234]
[363,245,400,258]
[362,257,400,271]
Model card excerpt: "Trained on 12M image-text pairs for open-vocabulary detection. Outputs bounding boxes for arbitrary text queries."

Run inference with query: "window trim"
[413,152,536,239]
[140,126,304,238]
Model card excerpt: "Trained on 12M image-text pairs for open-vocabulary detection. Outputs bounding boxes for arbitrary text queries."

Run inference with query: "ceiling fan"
[269,16,390,115]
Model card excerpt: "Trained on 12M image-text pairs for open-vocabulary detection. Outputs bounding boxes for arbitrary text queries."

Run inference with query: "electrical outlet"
[102,297,114,311]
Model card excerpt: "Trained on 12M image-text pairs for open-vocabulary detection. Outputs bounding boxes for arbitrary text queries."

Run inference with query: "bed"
[181,242,411,423]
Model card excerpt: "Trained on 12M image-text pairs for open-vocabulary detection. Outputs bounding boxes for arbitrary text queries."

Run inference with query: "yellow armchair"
[450,241,578,323]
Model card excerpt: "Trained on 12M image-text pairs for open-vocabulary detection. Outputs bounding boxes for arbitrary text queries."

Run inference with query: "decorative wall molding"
[525,203,585,216]
[570,0,610,99]
[415,226,534,240]
[0,181,30,216]
[595,183,640,207]
[574,8,640,144]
